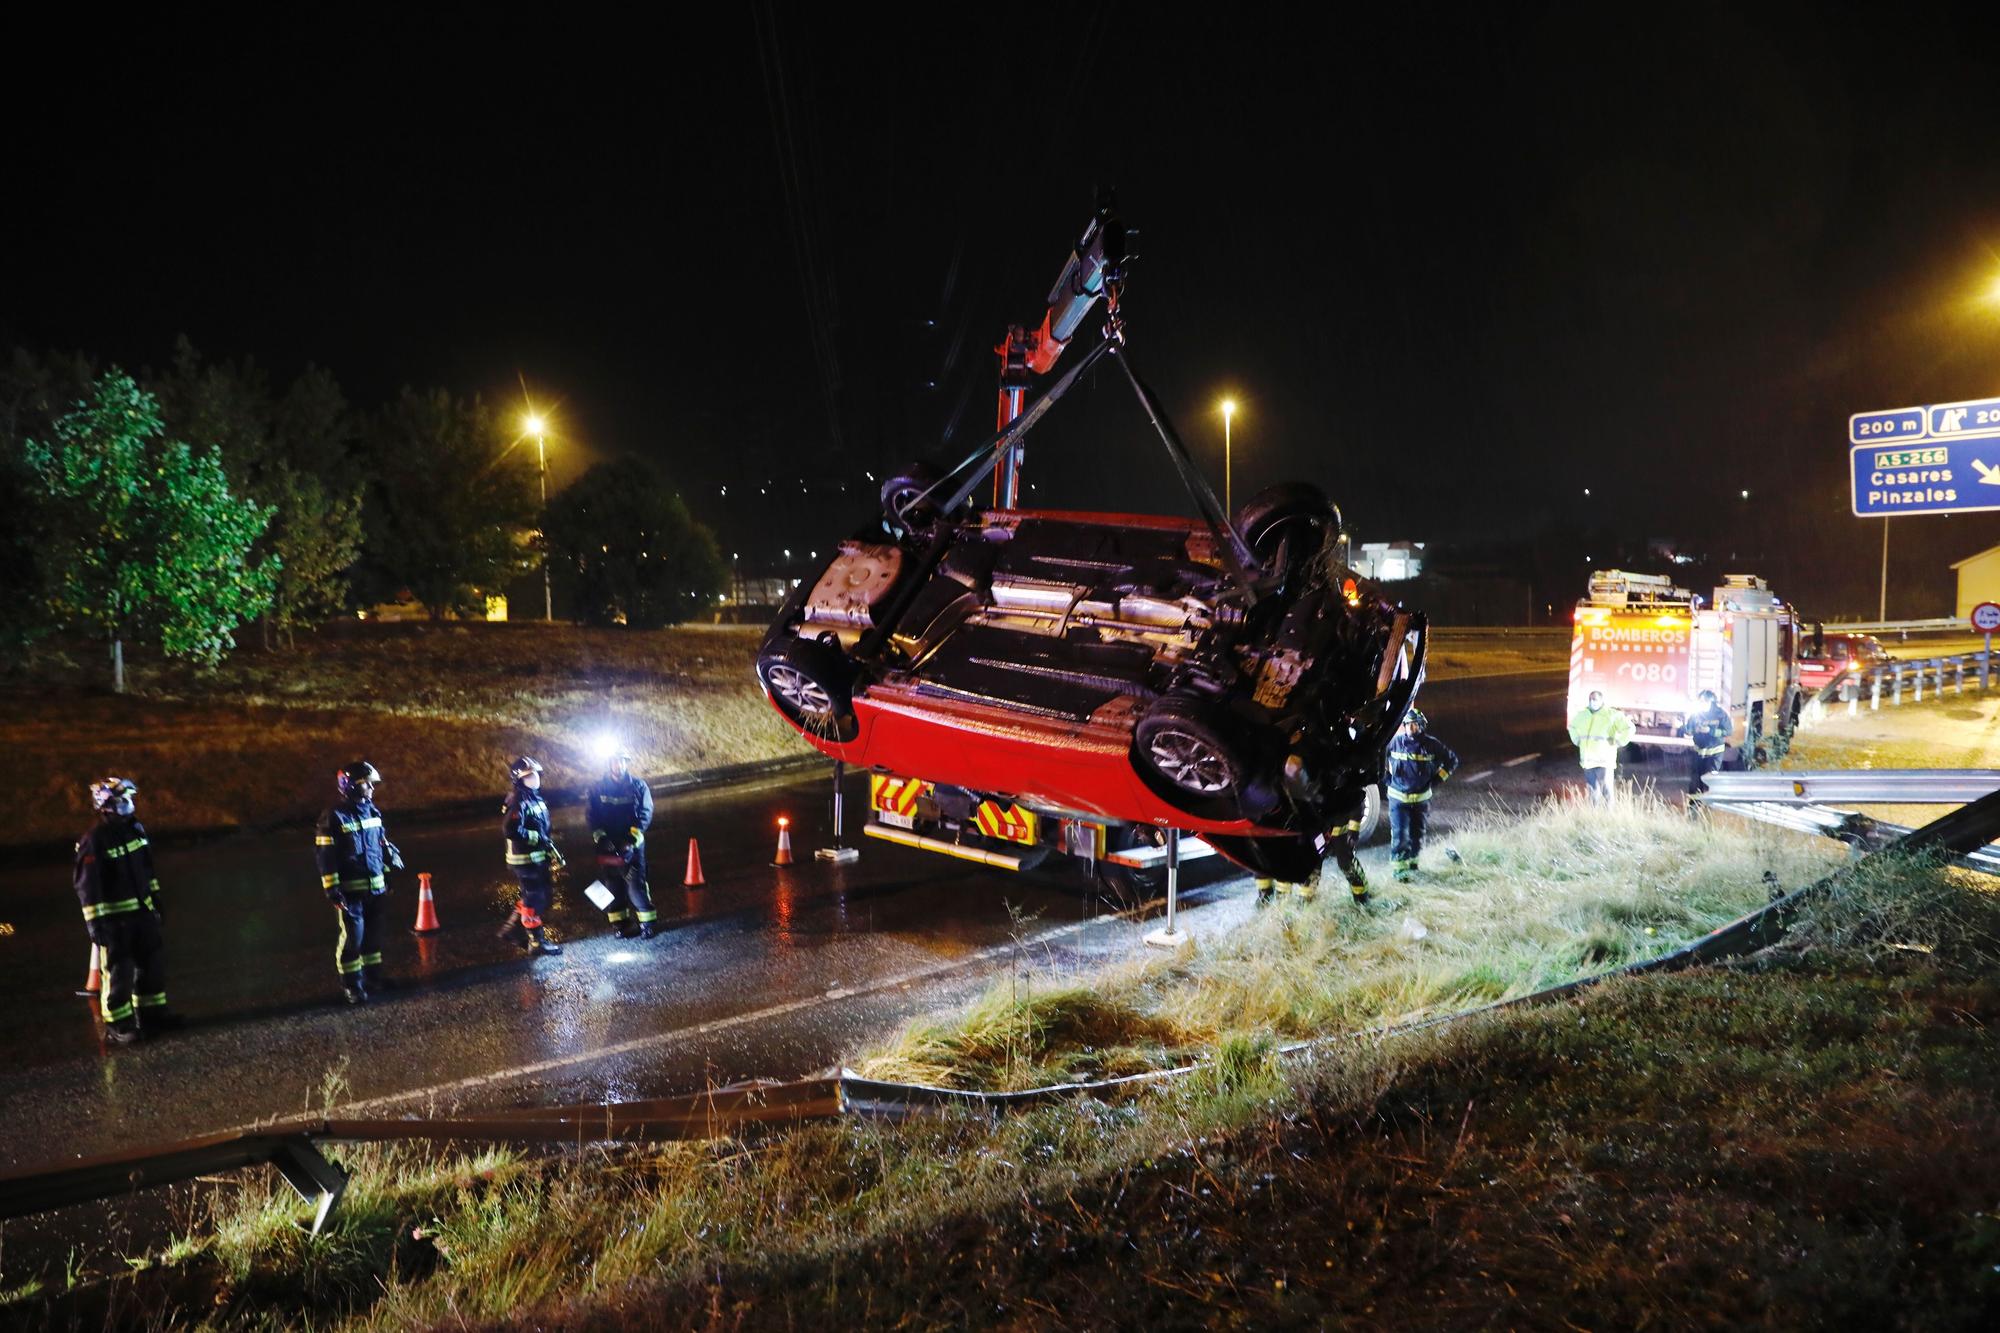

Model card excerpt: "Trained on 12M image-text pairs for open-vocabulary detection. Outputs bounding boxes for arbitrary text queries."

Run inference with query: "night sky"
[7,4,1999,614]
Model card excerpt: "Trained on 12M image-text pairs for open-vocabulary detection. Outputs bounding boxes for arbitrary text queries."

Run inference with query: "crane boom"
[992,205,1128,507]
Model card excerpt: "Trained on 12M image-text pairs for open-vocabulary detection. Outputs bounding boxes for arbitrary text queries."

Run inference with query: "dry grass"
[23,838,1997,1330]
[858,794,1846,1089]
[5,622,807,846]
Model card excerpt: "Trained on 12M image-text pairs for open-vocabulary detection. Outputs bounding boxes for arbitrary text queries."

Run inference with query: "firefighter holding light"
[1568,690,1635,805]
[74,778,179,1044]
[315,760,403,1003]
[1680,690,1731,795]
[1385,709,1458,882]
[587,743,656,938]
[500,755,563,956]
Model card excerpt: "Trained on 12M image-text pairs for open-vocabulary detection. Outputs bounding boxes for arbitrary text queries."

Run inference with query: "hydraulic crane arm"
[993,204,1128,506]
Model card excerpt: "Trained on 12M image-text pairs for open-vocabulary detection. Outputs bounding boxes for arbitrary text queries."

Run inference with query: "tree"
[546,458,728,628]
[356,388,538,618]
[23,372,277,691]
[151,340,364,646]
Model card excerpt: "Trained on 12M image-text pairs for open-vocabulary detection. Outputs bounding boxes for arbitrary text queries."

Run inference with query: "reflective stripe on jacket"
[1568,706,1635,770]
[503,783,554,868]
[316,798,390,892]
[1681,705,1731,757]
[74,817,160,924]
[1386,734,1459,803]
[587,773,653,851]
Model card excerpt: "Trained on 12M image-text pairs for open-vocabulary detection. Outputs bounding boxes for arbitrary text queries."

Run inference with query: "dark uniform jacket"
[1681,705,1731,757]
[315,797,398,898]
[503,784,555,872]
[1386,733,1459,803]
[75,816,160,938]
[587,773,653,858]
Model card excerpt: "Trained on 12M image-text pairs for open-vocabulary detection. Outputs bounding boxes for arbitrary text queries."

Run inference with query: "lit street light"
[1219,398,1238,514]
[524,411,552,621]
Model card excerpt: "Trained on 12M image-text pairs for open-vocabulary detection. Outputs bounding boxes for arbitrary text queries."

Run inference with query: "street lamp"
[1219,398,1238,514]
[524,411,552,621]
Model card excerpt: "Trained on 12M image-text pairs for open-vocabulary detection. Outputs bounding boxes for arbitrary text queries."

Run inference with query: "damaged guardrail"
[1800,651,1992,727]
[9,787,2000,1236]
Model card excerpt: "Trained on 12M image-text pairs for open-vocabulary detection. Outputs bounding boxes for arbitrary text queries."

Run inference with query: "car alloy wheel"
[1146,726,1235,794]
[765,663,835,721]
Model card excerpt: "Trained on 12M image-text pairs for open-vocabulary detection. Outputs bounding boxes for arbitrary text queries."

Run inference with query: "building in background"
[1351,541,1426,582]
[1951,542,2000,618]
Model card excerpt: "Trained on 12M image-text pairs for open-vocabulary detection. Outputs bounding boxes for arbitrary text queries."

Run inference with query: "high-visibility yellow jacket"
[1568,705,1635,771]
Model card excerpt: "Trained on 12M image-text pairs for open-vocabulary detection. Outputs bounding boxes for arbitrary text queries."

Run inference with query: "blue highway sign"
[1928,397,2000,438]
[1850,432,2000,517]
[1849,406,1926,444]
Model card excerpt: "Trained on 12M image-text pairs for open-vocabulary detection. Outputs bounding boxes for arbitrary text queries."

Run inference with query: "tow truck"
[799,205,1408,898]
[1568,569,1803,765]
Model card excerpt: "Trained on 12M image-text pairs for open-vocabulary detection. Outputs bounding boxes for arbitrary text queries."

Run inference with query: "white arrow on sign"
[1976,459,2000,486]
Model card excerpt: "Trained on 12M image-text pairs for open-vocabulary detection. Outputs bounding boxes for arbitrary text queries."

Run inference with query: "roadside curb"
[0,752,825,870]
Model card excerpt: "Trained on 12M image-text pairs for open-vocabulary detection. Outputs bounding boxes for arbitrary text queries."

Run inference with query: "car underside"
[757,479,1426,882]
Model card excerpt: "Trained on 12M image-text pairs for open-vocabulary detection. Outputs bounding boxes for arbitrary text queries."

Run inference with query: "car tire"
[757,637,860,743]
[1132,696,1269,821]
[1355,782,1385,846]
[881,461,946,535]
[1233,482,1342,574]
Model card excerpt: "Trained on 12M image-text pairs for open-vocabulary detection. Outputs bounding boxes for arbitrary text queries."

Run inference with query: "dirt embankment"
[7,622,808,850]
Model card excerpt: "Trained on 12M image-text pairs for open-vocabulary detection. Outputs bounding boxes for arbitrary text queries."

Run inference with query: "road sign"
[1849,406,1927,445]
[1928,397,2000,438]
[1972,602,2000,633]
[1850,432,2000,517]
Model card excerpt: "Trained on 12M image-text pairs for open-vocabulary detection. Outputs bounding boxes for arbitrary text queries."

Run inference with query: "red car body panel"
[764,685,1270,836]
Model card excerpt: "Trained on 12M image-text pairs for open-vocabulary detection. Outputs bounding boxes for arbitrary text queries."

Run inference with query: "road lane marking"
[208,914,1120,1133]
[1461,770,1494,784]
[1501,752,1541,768]
[1428,665,1570,682]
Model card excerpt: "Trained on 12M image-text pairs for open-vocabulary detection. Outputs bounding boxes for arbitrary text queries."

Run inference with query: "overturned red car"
[755,471,1426,880]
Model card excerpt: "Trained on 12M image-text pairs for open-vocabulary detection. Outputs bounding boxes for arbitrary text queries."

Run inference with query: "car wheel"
[757,638,860,743]
[881,460,945,535]
[1355,782,1385,846]
[1233,482,1341,574]
[1132,696,1266,820]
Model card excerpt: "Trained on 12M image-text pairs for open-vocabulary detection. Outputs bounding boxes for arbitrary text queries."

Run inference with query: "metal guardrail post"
[1870,671,1881,710]
[1893,667,1904,706]
[1958,658,1967,694]
[1844,675,1858,717]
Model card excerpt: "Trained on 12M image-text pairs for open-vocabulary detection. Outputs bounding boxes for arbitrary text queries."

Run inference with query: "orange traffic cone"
[76,944,103,997]
[772,817,794,867]
[684,837,706,886]
[412,871,441,933]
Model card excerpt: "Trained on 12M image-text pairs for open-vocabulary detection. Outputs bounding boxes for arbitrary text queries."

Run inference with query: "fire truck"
[1567,570,1803,764]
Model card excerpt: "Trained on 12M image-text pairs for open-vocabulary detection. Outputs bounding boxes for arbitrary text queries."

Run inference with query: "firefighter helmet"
[1697,689,1719,705]
[509,755,544,781]
[337,760,382,796]
[1401,708,1427,731]
[90,777,138,812]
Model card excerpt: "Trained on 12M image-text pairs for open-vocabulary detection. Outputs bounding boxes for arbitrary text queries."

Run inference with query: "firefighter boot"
[498,906,529,950]
[106,1020,144,1046]
[528,927,562,956]
[342,979,368,1006]
[1254,877,1275,905]
[638,921,659,940]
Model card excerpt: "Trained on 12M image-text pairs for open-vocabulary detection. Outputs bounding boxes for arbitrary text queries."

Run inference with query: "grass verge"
[19,800,1998,1330]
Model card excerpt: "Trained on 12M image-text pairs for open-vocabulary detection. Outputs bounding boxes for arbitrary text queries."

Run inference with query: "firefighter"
[587,744,656,938]
[1386,709,1459,882]
[1568,690,1635,805]
[74,778,178,1044]
[500,755,563,956]
[1680,689,1731,795]
[315,760,404,1003]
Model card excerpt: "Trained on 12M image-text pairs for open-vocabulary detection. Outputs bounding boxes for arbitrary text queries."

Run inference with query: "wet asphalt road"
[0,667,1578,1178]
